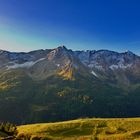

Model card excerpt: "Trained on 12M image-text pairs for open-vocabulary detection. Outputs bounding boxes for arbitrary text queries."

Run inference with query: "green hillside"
[17,118,140,140]
[1,69,140,124]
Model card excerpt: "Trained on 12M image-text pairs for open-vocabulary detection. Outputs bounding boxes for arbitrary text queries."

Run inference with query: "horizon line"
[0,46,139,56]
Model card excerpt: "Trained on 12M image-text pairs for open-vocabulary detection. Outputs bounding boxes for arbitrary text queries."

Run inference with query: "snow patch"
[7,58,46,70]
[109,64,132,70]
[56,64,60,67]
[88,64,103,70]
[91,71,98,77]
[109,65,119,70]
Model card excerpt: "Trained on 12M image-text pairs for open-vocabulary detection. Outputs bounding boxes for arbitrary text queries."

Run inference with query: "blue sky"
[0,0,140,54]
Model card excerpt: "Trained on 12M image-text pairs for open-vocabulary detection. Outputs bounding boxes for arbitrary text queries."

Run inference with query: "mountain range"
[0,46,140,124]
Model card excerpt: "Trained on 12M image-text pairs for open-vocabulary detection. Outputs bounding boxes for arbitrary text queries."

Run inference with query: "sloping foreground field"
[17,118,140,140]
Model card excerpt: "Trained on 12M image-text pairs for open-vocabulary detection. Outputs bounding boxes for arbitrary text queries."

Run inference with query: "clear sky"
[0,0,140,55]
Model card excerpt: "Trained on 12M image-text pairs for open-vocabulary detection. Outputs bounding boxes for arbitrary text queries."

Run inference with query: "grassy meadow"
[17,118,140,140]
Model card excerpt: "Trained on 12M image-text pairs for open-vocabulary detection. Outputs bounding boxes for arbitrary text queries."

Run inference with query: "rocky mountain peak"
[0,47,139,78]
[57,45,67,50]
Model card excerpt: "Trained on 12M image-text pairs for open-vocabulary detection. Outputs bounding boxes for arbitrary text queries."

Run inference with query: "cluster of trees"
[0,72,140,124]
[0,122,17,139]
[0,122,17,135]
[0,122,50,140]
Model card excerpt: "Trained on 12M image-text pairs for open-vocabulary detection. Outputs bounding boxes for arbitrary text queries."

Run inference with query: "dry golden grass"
[18,118,140,140]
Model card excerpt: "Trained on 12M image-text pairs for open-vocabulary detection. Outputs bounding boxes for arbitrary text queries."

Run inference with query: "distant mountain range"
[0,46,140,124]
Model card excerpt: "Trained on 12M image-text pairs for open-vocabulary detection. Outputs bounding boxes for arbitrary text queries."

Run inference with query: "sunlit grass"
[17,118,140,140]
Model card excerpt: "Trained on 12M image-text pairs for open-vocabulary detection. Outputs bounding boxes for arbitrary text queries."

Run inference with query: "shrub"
[97,122,107,128]
[16,133,31,140]
[0,122,18,136]
[105,127,117,135]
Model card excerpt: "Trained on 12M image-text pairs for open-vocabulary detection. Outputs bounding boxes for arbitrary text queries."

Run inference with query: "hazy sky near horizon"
[0,0,140,54]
